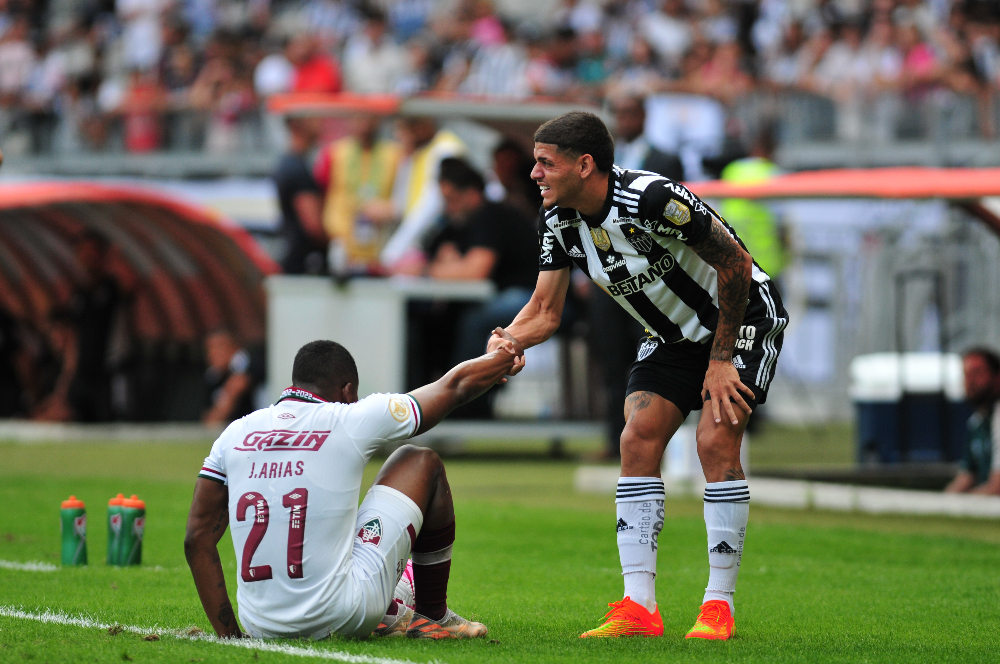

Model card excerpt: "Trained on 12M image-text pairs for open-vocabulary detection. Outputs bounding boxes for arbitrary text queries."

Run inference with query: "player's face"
[532,142,584,210]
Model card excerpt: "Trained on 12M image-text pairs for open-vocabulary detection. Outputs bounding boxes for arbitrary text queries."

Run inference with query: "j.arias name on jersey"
[248,460,305,479]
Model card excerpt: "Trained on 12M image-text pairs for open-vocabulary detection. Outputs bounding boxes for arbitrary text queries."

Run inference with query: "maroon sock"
[411,520,455,621]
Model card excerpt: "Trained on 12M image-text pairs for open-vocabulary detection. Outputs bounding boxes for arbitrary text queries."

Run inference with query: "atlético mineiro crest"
[637,339,659,361]
[357,517,382,546]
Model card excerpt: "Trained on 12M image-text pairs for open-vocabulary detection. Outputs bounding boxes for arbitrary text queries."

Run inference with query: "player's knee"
[695,428,740,461]
[620,425,659,458]
[393,444,443,476]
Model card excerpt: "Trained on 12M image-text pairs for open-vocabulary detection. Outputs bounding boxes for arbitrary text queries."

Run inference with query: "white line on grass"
[0,606,435,664]
[0,560,58,572]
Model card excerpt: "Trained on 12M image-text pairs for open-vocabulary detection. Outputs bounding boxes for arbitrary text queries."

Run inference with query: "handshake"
[486,327,526,382]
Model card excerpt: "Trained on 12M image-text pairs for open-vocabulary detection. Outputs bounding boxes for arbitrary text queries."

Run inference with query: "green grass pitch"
[1,441,999,663]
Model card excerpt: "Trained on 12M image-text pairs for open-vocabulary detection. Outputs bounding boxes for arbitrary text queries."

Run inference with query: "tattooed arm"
[690,217,755,424]
[184,478,243,638]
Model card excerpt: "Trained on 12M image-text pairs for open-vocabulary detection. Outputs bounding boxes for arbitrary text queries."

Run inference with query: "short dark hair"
[534,111,614,173]
[438,157,485,192]
[292,340,359,392]
[964,347,1000,375]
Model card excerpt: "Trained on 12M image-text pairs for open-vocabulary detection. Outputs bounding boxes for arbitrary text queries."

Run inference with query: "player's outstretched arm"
[487,267,570,360]
[184,478,243,639]
[409,346,521,435]
[691,217,755,426]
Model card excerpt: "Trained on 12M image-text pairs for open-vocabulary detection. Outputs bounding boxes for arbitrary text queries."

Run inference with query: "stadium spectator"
[487,138,542,221]
[185,338,518,639]
[342,4,407,94]
[201,328,262,425]
[427,158,538,367]
[273,116,326,275]
[287,32,342,94]
[611,94,684,179]
[643,0,693,72]
[119,68,168,153]
[380,116,466,269]
[945,348,1000,495]
[117,0,169,72]
[314,115,403,274]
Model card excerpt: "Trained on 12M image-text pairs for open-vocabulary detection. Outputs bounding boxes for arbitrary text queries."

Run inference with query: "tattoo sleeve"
[691,218,751,363]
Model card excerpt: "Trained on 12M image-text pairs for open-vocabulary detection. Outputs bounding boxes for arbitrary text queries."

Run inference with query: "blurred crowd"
[1,0,999,156]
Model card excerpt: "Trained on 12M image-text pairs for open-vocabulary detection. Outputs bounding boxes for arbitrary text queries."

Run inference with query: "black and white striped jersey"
[538,166,772,345]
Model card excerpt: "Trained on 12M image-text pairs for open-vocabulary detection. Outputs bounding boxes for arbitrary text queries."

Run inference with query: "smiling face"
[531,142,587,210]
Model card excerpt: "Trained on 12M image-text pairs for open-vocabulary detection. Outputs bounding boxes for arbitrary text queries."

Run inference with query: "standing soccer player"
[185,339,521,640]
[488,112,788,640]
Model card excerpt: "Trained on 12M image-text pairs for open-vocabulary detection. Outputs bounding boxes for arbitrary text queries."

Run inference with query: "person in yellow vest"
[313,116,403,274]
[718,129,787,279]
[379,117,467,271]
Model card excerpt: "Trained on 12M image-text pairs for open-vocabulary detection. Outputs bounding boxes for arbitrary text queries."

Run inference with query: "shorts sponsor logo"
[624,227,652,253]
[357,517,383,547]
[590,227,612,251]
[616,518,632,532]
[389,397,410,422]
[732,355,745,369]
[663,199,691,226]
[235,429,330,452]
[637,338,659,361]
[735,324,756,350]
[606,254,675,296]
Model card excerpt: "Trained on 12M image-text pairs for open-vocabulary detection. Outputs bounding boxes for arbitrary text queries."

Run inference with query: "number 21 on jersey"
[236,488,308,582]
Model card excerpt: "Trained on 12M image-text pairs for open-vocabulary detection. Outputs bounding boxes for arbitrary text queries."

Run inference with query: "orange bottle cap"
[123,494,145,509]
[61,495,85,508]
[108,493,125,506]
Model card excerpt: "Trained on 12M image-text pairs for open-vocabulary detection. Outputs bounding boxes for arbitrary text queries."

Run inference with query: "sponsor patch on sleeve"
[663,199,691,226]
[389,397,410,422]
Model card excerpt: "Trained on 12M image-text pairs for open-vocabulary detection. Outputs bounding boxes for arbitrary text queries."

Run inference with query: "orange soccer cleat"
[685,600,735,640]
[580,597,664,638]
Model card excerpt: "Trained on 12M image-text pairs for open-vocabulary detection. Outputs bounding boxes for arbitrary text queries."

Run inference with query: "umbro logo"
[567,245,586,258]
[731,355,745,369]
[616,518,633,532]
[278,413,295,419]
[710,540,738,554]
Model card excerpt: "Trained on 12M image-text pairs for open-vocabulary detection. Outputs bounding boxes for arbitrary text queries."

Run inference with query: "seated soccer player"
[184,337,522,639]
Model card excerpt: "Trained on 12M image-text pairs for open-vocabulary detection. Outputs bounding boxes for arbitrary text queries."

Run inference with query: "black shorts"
[625,281,788,417]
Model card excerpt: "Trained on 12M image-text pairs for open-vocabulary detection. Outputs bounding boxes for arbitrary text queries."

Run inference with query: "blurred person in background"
[287,32,342,94]
[343,3,407,93]
[380,116,466,270]
[0,15,36,107]
[611,94,683,179]
[314,114,402,274]
[65,232,125,422]
[945,348,1000,495]
[488,138,542,221]
[273,116,326,274]
[643,0,692,73]
[118,67,167,152]
[407,157,536,417]
[202,328,262,425]
[118,0,169,72]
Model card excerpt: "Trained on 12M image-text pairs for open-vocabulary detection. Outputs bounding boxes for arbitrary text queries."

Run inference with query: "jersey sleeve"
[198,426,235,485]
[538,212,571,271]
[639,179,715,246]
[340,393,422,458]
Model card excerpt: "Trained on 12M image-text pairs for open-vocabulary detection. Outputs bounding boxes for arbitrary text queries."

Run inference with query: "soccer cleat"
[685,600,735,640]
[579,597,664,638]
[406,608,488,639]
[373,603,412,637]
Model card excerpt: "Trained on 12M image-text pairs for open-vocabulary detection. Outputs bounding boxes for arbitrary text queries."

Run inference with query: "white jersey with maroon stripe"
[199,388,421,635]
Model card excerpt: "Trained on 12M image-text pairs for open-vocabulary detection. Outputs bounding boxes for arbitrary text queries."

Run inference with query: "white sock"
[616,477,665,613]
[702,480,749,615]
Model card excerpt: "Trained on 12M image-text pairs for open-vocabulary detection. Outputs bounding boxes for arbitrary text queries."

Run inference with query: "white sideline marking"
[0,560,58,572]
[0,606,431,664]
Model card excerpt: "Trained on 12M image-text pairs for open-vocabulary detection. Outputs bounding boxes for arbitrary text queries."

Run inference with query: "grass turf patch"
[0,442,998,663]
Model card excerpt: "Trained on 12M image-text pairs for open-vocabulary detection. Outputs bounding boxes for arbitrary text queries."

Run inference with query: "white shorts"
[241,485,422,640]
[331,485,423,638]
